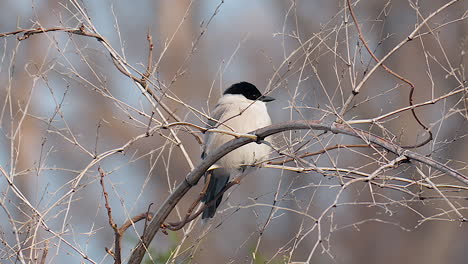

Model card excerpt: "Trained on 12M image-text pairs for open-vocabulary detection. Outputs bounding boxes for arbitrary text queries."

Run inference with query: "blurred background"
[0,0,467,263]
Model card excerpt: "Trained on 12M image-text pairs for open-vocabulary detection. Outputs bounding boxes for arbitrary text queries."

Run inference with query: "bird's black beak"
[259,95,275,102]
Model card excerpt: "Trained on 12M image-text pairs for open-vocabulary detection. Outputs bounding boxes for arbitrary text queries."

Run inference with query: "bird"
[201,81,275,220]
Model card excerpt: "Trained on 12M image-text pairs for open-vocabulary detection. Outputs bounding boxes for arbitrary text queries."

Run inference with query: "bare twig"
[345,0,433,148]
[39,241,49,264]
[99,167,122,264]
[269,144,372,165]
[339,0,460,118]
[99,168,153,264]
[0,25,104,41]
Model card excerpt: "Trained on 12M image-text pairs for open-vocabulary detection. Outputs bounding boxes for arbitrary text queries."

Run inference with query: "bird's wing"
[207,103,227,128]
[201,103,228,159]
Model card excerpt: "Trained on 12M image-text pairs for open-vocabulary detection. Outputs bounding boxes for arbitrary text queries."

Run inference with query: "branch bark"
[128,120,467,263]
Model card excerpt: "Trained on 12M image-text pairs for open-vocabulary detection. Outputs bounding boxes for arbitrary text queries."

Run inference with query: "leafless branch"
[128,120,467,263]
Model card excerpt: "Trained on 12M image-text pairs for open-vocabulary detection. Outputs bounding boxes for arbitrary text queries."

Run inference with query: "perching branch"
[128,120,467,263]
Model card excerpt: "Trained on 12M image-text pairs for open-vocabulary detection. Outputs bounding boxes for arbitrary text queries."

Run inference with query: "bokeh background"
[0,0,467,263]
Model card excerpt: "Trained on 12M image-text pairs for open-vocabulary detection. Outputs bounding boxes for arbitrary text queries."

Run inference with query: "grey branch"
[128,120,467,264]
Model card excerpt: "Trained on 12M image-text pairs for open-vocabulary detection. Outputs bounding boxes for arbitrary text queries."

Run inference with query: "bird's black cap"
[224,82,275,102]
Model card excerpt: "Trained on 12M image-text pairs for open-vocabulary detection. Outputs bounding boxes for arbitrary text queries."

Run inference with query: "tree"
[0,0,466,263]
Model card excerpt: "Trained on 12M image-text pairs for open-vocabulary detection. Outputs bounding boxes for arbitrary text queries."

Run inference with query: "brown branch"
[340,0,460,118]
[99,167,122,264]
[108,41,203,146]
[346,0,432,148]
[142,203,154,237]
[163,172,243,231]
[144,31,154,86]
[99,168,153,264]
[119,212,154,234]
[39,241,49,264]
[162,196,202,232]
[128,120,467,264]
[0,25,203,146]
[163,172,212,231]
[0,25,104,42]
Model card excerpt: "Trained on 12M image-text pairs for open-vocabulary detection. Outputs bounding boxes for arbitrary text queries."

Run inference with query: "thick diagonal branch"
[128,120,467,264]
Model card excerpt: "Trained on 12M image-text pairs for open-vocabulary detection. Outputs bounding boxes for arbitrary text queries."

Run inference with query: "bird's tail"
[201,168,230,219]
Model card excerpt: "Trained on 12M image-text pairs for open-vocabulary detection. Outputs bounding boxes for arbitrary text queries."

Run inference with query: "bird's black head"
[224,82,275,102]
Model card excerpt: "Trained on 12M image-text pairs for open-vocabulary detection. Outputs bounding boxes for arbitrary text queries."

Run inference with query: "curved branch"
[346,0,434,148]
[128,120,467,263]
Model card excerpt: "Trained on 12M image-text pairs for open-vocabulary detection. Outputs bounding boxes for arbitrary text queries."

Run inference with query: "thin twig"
[39,241,49,264]
[99,167,153,264]
[99,167,121,264]
[269,144,372,165]
[345,0,433,148]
